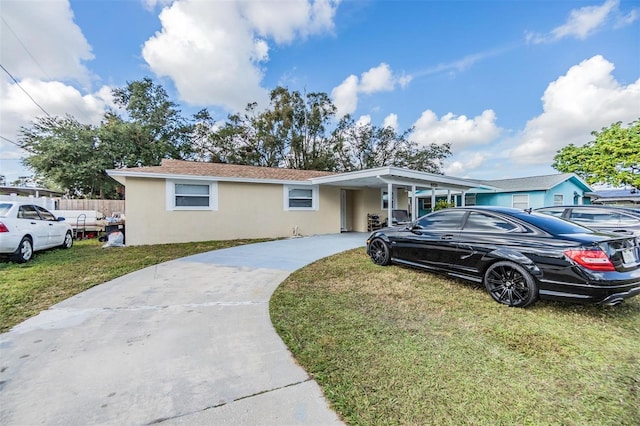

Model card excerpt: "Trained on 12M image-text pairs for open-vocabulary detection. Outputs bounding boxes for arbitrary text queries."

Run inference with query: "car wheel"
[60,231,73,249]
[369,238,392,266]
[12,237,34,263]
[483,261,538,308]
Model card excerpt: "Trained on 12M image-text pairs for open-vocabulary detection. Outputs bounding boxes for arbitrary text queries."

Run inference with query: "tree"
[20,115,119,198]
[19,78,199,198]
[111,77,194,164]
[201,87,338,170]
[203,87,451,173]
[331,115,451,173]
[552,119,640,189]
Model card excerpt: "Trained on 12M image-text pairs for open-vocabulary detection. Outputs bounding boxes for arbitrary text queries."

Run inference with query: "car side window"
[415,210,467,230]
[570,208,619,226]
[538,208,565,217]
[35,206,56,221]
[463,212,518,232]
[618,213,640,226]
[18,205,41,220]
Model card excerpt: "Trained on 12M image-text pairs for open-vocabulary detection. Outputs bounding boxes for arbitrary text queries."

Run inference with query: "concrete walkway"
[0,232,367,425]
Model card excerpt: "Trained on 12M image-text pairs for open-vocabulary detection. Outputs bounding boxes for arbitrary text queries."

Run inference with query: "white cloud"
[411,109,502,150]
[383,113,398,130]
[510,55,640,165]
[0,0,94,85]
[360,63,394,94]
[0,0,108,181]
[142,0,339,112]
[243,0,339,44]
[526,0,633,44]
[331,63,409,117]
[331,75,359,117]
[444,153,488,177]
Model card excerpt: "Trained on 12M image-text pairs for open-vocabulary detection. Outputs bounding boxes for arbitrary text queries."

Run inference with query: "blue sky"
[1,0,639,185]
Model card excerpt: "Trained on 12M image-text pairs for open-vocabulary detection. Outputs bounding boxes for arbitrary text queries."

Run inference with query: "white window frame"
[284,184,319,211]
[166,179,218,211]
[553,194,564,205]
[512,194,529,209]
[381,188,398,209]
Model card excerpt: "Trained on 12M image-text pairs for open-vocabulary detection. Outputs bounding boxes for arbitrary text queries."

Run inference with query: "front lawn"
[0,238,268,332]
[271,248,640,425]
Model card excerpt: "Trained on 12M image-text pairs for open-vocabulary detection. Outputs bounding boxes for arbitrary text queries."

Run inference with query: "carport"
[311,166,498,227]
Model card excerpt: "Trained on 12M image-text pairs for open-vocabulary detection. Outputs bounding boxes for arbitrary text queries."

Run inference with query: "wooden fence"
[57,199,125,217]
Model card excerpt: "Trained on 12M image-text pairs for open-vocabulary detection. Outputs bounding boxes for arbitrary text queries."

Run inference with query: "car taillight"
[0,222,8,232]
[564,249,615,272]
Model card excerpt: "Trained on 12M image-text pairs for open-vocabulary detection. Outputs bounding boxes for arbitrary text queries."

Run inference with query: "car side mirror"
[57,217,66,222]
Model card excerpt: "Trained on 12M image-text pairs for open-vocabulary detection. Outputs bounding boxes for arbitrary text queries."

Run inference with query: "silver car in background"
[535,205,640,236]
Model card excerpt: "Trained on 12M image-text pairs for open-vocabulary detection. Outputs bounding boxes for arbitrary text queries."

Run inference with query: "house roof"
[107,159,336,183]
[586,188,640,203]
[476,173,591,192]
[107,160,496,191]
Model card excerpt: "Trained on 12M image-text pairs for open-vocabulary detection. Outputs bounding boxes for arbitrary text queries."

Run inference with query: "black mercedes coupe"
[366,206,640,308]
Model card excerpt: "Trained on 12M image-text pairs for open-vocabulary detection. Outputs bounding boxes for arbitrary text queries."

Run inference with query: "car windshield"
[0,203,12,217]
[513,210,594,234]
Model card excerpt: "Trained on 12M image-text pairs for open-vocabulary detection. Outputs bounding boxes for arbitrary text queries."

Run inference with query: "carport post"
[411,185,417,220]
[387,182,393,226]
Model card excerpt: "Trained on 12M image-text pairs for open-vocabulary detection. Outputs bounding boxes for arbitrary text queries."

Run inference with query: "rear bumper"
[538,278,640,305]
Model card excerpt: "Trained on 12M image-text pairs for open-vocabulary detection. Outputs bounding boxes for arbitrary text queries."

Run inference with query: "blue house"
[416,173,592,216]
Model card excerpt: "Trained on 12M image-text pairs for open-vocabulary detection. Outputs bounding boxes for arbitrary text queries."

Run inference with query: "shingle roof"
[120,159,336,181]
[479,173,585,192]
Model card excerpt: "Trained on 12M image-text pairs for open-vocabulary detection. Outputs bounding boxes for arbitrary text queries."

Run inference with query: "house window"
[381,189,398,209]
[553,194,564,205]
[512,194,529,209]
[166,180,218,211]
[284,185,318,210]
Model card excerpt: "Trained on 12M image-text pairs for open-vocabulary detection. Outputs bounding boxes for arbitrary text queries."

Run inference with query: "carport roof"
[311,166,497,192]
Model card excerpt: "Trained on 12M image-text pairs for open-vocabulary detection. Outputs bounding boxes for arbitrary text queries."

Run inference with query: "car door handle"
[30,222,37,225]
[440,234,455,240]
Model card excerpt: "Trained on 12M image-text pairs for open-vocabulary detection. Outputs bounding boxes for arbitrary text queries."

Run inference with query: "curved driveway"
[0,232,367,425]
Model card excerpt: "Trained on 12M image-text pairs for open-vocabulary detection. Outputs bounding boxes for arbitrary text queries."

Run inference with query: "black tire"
[483,261,538,308]
[60,231,73,249]
[12,237,34,263]
[368,238,392,266]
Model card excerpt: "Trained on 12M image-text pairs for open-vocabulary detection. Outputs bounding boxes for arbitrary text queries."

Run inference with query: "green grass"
[0,237,269,332]
[270,248,640,425]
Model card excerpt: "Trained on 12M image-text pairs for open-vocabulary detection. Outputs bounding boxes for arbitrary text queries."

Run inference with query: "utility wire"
[0,63,51,118]
[0,135,21,147]
[1,16,52,81]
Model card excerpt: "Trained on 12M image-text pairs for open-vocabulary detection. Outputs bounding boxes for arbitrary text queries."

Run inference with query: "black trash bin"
[104,223,125,244]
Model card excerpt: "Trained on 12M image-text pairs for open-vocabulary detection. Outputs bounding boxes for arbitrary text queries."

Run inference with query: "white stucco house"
[106,159,493,246]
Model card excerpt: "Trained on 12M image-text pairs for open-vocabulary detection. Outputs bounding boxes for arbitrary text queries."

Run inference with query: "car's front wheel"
[12,237,34,263]
[483,261,538,308]
[60,231,73,249]
[368,238,392,266]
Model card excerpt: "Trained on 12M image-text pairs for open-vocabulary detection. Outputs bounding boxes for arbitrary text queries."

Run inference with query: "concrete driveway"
[0,232,367,425]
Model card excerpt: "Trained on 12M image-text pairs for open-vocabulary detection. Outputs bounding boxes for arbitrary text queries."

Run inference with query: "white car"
[0,201,73,263]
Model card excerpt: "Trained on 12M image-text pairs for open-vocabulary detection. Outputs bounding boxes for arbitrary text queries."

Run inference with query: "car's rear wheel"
[12,237,33,263]
[368,238,391,266]
[483,261,538,308]
[60,231,73,249]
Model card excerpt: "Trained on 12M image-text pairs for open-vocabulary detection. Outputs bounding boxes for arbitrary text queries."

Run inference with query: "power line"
[0,63,51,118]
[1,16,52,81]
[0,135,21,147]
